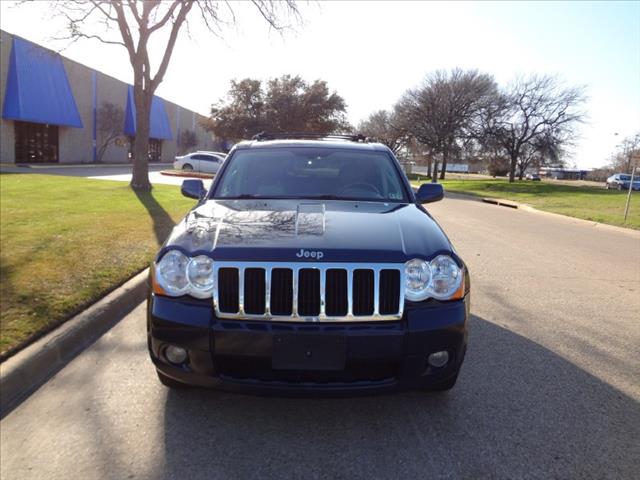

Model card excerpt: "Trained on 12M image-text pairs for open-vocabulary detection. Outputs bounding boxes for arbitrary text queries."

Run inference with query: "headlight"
[404,255,463,301]
[187,255,214,298]
[154,250,215,298]
[156,250,190,296]
[429,255,463,299]
[404,258,432,301]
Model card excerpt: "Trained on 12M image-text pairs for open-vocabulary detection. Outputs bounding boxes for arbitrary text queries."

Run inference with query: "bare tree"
[397,69,497,180]
[177,129,198,155]
[504,128,568,178]
[95,101,124,162]
[49,0,298,191]
[609,132,640,173]
[483,75,586,182]
[357,109,408,154]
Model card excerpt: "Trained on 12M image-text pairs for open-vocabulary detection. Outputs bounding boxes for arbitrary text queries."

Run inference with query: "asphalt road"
[1,195,639,480]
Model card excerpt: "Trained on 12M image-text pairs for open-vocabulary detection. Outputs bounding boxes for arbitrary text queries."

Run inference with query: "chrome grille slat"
[214,262,404,322]
[238,268,245,316]
[292,267,299,317]
[319,268,326,320]
[264,268,271,317]
[373,268,380,317]
[347,268,353,319]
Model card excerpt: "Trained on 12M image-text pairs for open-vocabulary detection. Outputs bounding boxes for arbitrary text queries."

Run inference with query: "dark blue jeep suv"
[147,134,470,395]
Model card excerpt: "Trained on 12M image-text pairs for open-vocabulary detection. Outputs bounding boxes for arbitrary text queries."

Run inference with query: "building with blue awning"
[0,30,215,164]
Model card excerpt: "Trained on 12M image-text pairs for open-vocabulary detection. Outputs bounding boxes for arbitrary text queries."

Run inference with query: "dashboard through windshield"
[212,147,410,202]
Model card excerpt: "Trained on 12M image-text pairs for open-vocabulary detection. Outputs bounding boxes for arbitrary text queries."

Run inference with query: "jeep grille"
[213,262,404,322]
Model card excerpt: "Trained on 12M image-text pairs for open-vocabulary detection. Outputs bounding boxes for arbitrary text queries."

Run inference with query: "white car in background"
[173,151,227,174]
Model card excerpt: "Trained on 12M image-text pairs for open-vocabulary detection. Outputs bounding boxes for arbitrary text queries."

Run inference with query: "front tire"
[182,164,194,172]
[618,184,624,190]
[157,371,189,389]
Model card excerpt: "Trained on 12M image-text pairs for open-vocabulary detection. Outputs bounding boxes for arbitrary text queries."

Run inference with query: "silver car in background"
[174,151,227,174]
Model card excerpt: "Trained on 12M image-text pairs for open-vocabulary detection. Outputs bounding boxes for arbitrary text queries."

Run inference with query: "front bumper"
[148,293,469,395]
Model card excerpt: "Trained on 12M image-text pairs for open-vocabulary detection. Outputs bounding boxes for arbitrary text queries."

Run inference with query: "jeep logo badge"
[296,249,324,260]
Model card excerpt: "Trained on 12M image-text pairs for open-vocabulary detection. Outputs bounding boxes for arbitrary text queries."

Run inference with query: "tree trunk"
[426,156,432,177]
[96,143,108,163]
[130,86,152,191]
[439,150,448,180]
[432,160,439,183]
[508,154,517,183]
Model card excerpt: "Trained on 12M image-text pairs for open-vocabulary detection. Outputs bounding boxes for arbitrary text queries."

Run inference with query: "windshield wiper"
[303,195,350,200]
[231,194,261,199]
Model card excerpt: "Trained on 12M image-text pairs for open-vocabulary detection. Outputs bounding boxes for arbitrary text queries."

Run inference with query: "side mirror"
[181,179,206,199]
[415,183,444,204]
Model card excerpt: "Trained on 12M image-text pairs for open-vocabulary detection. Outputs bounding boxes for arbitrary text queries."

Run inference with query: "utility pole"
[623,166,637,222]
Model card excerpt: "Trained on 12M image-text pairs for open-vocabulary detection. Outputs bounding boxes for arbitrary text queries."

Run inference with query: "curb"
[481,197,519,209]
[160,170,214,179]
[0,269,149,418]
[517,204,640,237]
[430,189,640,236]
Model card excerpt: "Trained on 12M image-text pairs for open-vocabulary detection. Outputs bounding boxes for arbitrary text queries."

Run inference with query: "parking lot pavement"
[86,169,198,186]
[0,164,210,187]
[1,196,639,479]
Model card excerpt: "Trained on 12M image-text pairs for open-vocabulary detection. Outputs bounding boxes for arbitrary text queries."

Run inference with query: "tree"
[50,1,298,191]
[207,75,349,141]
[609,132,640,173]
[397,69,497,181]
[357,109,408,154]
[95,101,124,162]
[483,75,586,182]
[177,129,198,155]
[487,156,511,177]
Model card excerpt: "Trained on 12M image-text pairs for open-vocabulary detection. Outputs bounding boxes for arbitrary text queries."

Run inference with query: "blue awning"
[123,86,173,140]
[2,37,83,128]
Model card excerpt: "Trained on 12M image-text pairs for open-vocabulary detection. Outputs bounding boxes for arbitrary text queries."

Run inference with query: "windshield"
[619,175,632,181]
[213,147,409,202]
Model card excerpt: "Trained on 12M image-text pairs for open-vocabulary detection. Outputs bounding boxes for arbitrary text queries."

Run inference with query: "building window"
[149,139,162,162]
[14,121,59,163]
[127,137,163,162]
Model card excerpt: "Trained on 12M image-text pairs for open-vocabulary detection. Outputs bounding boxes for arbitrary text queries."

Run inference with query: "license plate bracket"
[272,334,346,371]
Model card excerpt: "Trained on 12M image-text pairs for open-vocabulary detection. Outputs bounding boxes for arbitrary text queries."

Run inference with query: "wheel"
[427,371,459,392]
[182,164,194,172]
[157,371,189,389]
[618,184,624,190]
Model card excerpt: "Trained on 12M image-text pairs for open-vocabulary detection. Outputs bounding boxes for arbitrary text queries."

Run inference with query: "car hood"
[162,199,454,263]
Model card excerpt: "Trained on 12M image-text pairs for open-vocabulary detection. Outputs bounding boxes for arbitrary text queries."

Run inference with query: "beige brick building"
[0,30,216,164]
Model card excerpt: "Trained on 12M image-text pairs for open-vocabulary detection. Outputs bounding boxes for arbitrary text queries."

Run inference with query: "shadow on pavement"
[134,189,175,245]
[160,315,639,479]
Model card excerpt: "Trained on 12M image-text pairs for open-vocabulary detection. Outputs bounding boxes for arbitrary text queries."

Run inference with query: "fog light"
[165,345,187,365]
[428,351,449,368]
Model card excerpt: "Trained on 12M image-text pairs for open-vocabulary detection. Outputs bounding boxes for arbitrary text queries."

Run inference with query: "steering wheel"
[338,183,382,196]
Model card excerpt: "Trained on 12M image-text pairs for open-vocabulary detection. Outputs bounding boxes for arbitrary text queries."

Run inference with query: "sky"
[1,1,639,168]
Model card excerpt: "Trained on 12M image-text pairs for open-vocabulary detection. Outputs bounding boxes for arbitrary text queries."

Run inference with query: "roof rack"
[251,132,369,143]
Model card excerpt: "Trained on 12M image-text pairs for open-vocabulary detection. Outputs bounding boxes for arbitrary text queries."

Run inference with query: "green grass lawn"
[409,175,640,229]
[0,173,195,356]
